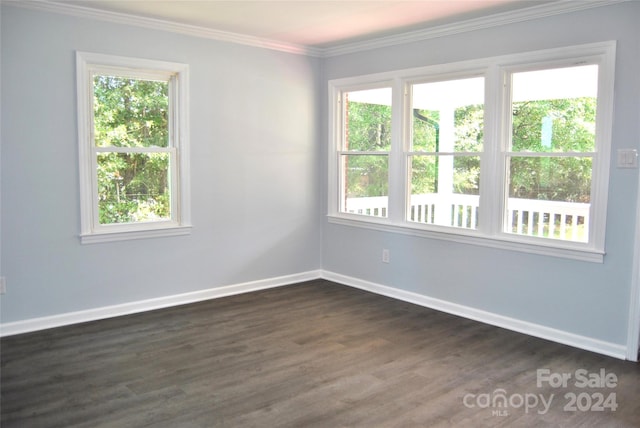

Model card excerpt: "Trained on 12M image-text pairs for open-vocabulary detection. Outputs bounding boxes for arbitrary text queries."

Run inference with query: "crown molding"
[5,0,324,57]
[4,0,627,58]
[321,0,628,57]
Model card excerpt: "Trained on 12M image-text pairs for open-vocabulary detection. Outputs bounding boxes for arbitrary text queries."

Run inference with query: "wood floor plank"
[2,279,639,427]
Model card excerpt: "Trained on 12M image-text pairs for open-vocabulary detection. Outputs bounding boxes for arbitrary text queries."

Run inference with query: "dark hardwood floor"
[2,280,639,427]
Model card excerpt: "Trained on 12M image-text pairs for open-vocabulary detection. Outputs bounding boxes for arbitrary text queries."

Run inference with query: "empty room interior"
[2,0,640,426]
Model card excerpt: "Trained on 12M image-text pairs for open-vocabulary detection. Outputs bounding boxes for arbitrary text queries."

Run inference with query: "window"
[504,65,598,243]
[77,52,191,243]
[340,86,392,218]
[408,76,484,229]
[328,42,616,262]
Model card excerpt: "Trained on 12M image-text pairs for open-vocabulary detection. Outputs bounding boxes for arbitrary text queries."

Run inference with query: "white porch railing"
[345,196,389,218]
[409,194,479,229]
[345,194,589,242]
[506,197,589,242]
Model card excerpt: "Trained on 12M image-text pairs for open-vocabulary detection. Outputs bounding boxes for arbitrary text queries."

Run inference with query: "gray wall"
[0,6,321,322]
[2,2,639,352]
[321,2,640,346]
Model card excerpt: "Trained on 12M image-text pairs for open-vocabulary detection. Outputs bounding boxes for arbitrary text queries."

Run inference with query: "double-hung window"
[338,85,392,218]
[77,52,191,243]
[504,64,598,243]
[407,75,485,229]
[328,42,615,262]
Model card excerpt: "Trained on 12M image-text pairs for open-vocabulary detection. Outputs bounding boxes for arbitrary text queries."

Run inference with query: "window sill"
[80,224,192,244]
[327,215,604,263]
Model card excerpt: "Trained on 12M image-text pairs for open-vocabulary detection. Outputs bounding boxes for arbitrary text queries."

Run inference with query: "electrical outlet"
[0,277,6,295]
[382,249,390,263]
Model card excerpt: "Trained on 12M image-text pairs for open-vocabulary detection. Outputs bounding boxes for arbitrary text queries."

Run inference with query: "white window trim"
[328,41,616,263]
[76,51,192,244]
[335,81,395,217]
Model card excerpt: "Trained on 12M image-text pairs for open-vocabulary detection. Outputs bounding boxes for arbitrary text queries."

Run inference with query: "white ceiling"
[54,0,556,48]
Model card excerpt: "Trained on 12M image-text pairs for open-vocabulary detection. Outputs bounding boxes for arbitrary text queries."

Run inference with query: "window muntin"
[77,52,190,243]
[339,87,392,218]
[408,77,484,229]
[504,65,598,243]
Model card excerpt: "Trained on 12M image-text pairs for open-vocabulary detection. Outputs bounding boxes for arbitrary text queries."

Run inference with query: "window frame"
[327,42,616,262]
[404,72,486,231]
[337,82,394,218]
[76,51,191,244]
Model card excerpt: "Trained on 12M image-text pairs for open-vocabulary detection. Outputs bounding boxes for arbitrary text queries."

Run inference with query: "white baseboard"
[321,270,628,360]
[1,268,628,360]
[0,270,323,337]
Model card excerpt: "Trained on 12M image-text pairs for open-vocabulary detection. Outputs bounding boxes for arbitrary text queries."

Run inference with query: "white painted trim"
[626,156,640,361]
[628,235,640,361]
[321,0,626,57]
[0,270,322,337]
[327,42,615,264]
[76,52,192,243]
[321,270,628,360]
[623,43,640,363]
[79,225,192,244]
[1,268,628,360]
[327,216,604,263]
[5,0,625,58]
[7,0,320,57]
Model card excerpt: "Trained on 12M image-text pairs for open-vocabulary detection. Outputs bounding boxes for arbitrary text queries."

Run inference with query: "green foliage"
[509,157,592,203]
[510,97,596,202]
[452,104,483,195]
[512,97,596,152]
[412,109,440,152]
[93,76,171,224]
[346,101,391,151]
[97,153,170,224]
[411,104,483,196]
[408,98,595,202]
[344,155,388,198]
[344,101,391,197]
[454,104,484,152]
[94,76,169,148]
[410,156,437,194]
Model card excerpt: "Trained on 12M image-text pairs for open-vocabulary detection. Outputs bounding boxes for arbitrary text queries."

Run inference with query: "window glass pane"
[97,152,170,224]
[511,65,598,153]
[506,156,591,242]
[342,154,388,217]
[344,88,392,151]
[508,156,592,202]
[94,76,169,148]
[411,77,484,152]
[409,155,480,229]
